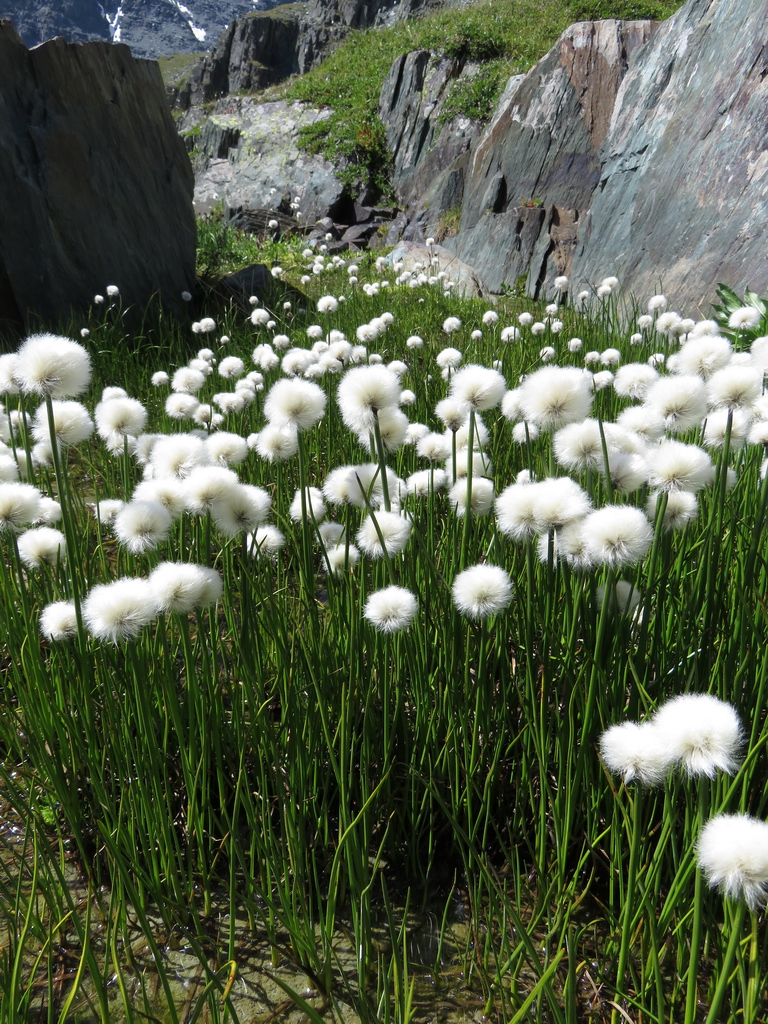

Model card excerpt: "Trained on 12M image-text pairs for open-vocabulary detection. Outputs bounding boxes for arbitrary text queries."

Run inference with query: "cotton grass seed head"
[652,694,742,778]
[449,364,506,411]
[645,375,708,433]
[83,577,158,644]
[582,505,653,568]
[356,510,411,559]
[364,586,418,633]
[40,600,78,642]
[149,562,223,614]
[697,815,768,909]
[14,334,91,398]
[599,722,674,785]
[519,366,593,430]
[0,482,43,533]
[32,400,94,447]
[452,564,513,621]
[114,500,173,554]
[17,527,66,569]
[337,365,401,434]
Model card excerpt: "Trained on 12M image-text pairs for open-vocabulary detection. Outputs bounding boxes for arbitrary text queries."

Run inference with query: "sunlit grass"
[1,237,767,1022]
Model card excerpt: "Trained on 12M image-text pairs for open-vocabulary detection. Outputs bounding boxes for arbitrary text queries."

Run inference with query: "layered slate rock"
[571,0,768,310]
[0,21,195,331]
[379,50,485,243]
[445,18,655,296]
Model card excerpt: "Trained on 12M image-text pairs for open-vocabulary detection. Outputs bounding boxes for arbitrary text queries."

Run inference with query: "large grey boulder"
[0,21,195,332]
[444,18,655,295]
[571,0,768,310]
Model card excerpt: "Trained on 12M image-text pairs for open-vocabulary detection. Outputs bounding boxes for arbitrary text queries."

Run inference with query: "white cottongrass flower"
[357,407,408,453]
[728,306,762,330]
[149,562,223,614]
[40,600,78,641]
[601,452,649,494]
[519,366,593,430]
[114,500,173,554]
[32,400,94,447]
[252,424,298,463]
[213,484,272,537]
[317,295,339,314]
[697,815,768,909]
[323,464,397,509]
[591,370,614,390]
[150,435,209,479]
[512,422,539,444]
[435,397,468,432]
[34,497,62,525]
[17,527,66,568]
[323,543,360,574]
[214,392,246,415]
[0,452,18,482]
[613,363,659,400]
[205,432,248,466]
[83,577,158,643]
[495,483,539,540]
[165,393,199,420]
[449,476,495,517]
[449,364,506,411]
[452,564,513,620]
[647,440,712,492]
[13,334,91,398]
[446,448,492,481]
[531,322,546,336]
[0,482,42,532]
[264,378,327,432]
[289,486,326,524]
[531,477,592,533]
[646,489,699,531]
[702,407,751,450]
[0,353,20,395]
[172,367,206,394]
[337,365,401,433]
[132,480,185,519]
[596,579,642,615]
[501,326,520,343]
[407,468,447,496]
[599,722,674,785]
[183,466,240,515]
[247,524,286,558]
[250,307,271,326]
[616,405,666,443]
[364,586,418,633]
[356,510,411,558]
[553,419,607,472]
[707,365,762,409]
[416,432,452,461]
[91,498,125,525]
[95,397,147,442]
[675,335,732,378]
[645,375,708,433]
[442,316,461,334]
[652,694,742,778]
[218,356,245,380]
[582,505,653,568]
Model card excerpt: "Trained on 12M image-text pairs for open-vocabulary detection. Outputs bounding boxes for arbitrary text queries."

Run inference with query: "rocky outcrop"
[190,97,347,226]
[443,18,656,295]
[0,21,195,332]
[175,0,451,108]
[378,50,485,243]
[571,0,768,311]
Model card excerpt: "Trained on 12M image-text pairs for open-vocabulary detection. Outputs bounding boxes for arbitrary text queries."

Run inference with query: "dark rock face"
[571,0,768,310]
[177,0,448,107]
[444,19,655,295]
[0,21,196,332]
[378,50,484,242]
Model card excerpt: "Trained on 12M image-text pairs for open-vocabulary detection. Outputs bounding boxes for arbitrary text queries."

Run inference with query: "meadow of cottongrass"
[1,245,768,1022]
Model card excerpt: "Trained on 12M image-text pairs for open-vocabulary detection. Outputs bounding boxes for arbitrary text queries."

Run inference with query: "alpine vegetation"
[2,250,768,1024]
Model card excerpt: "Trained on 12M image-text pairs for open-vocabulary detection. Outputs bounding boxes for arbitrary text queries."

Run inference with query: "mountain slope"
[0,0,300,58]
